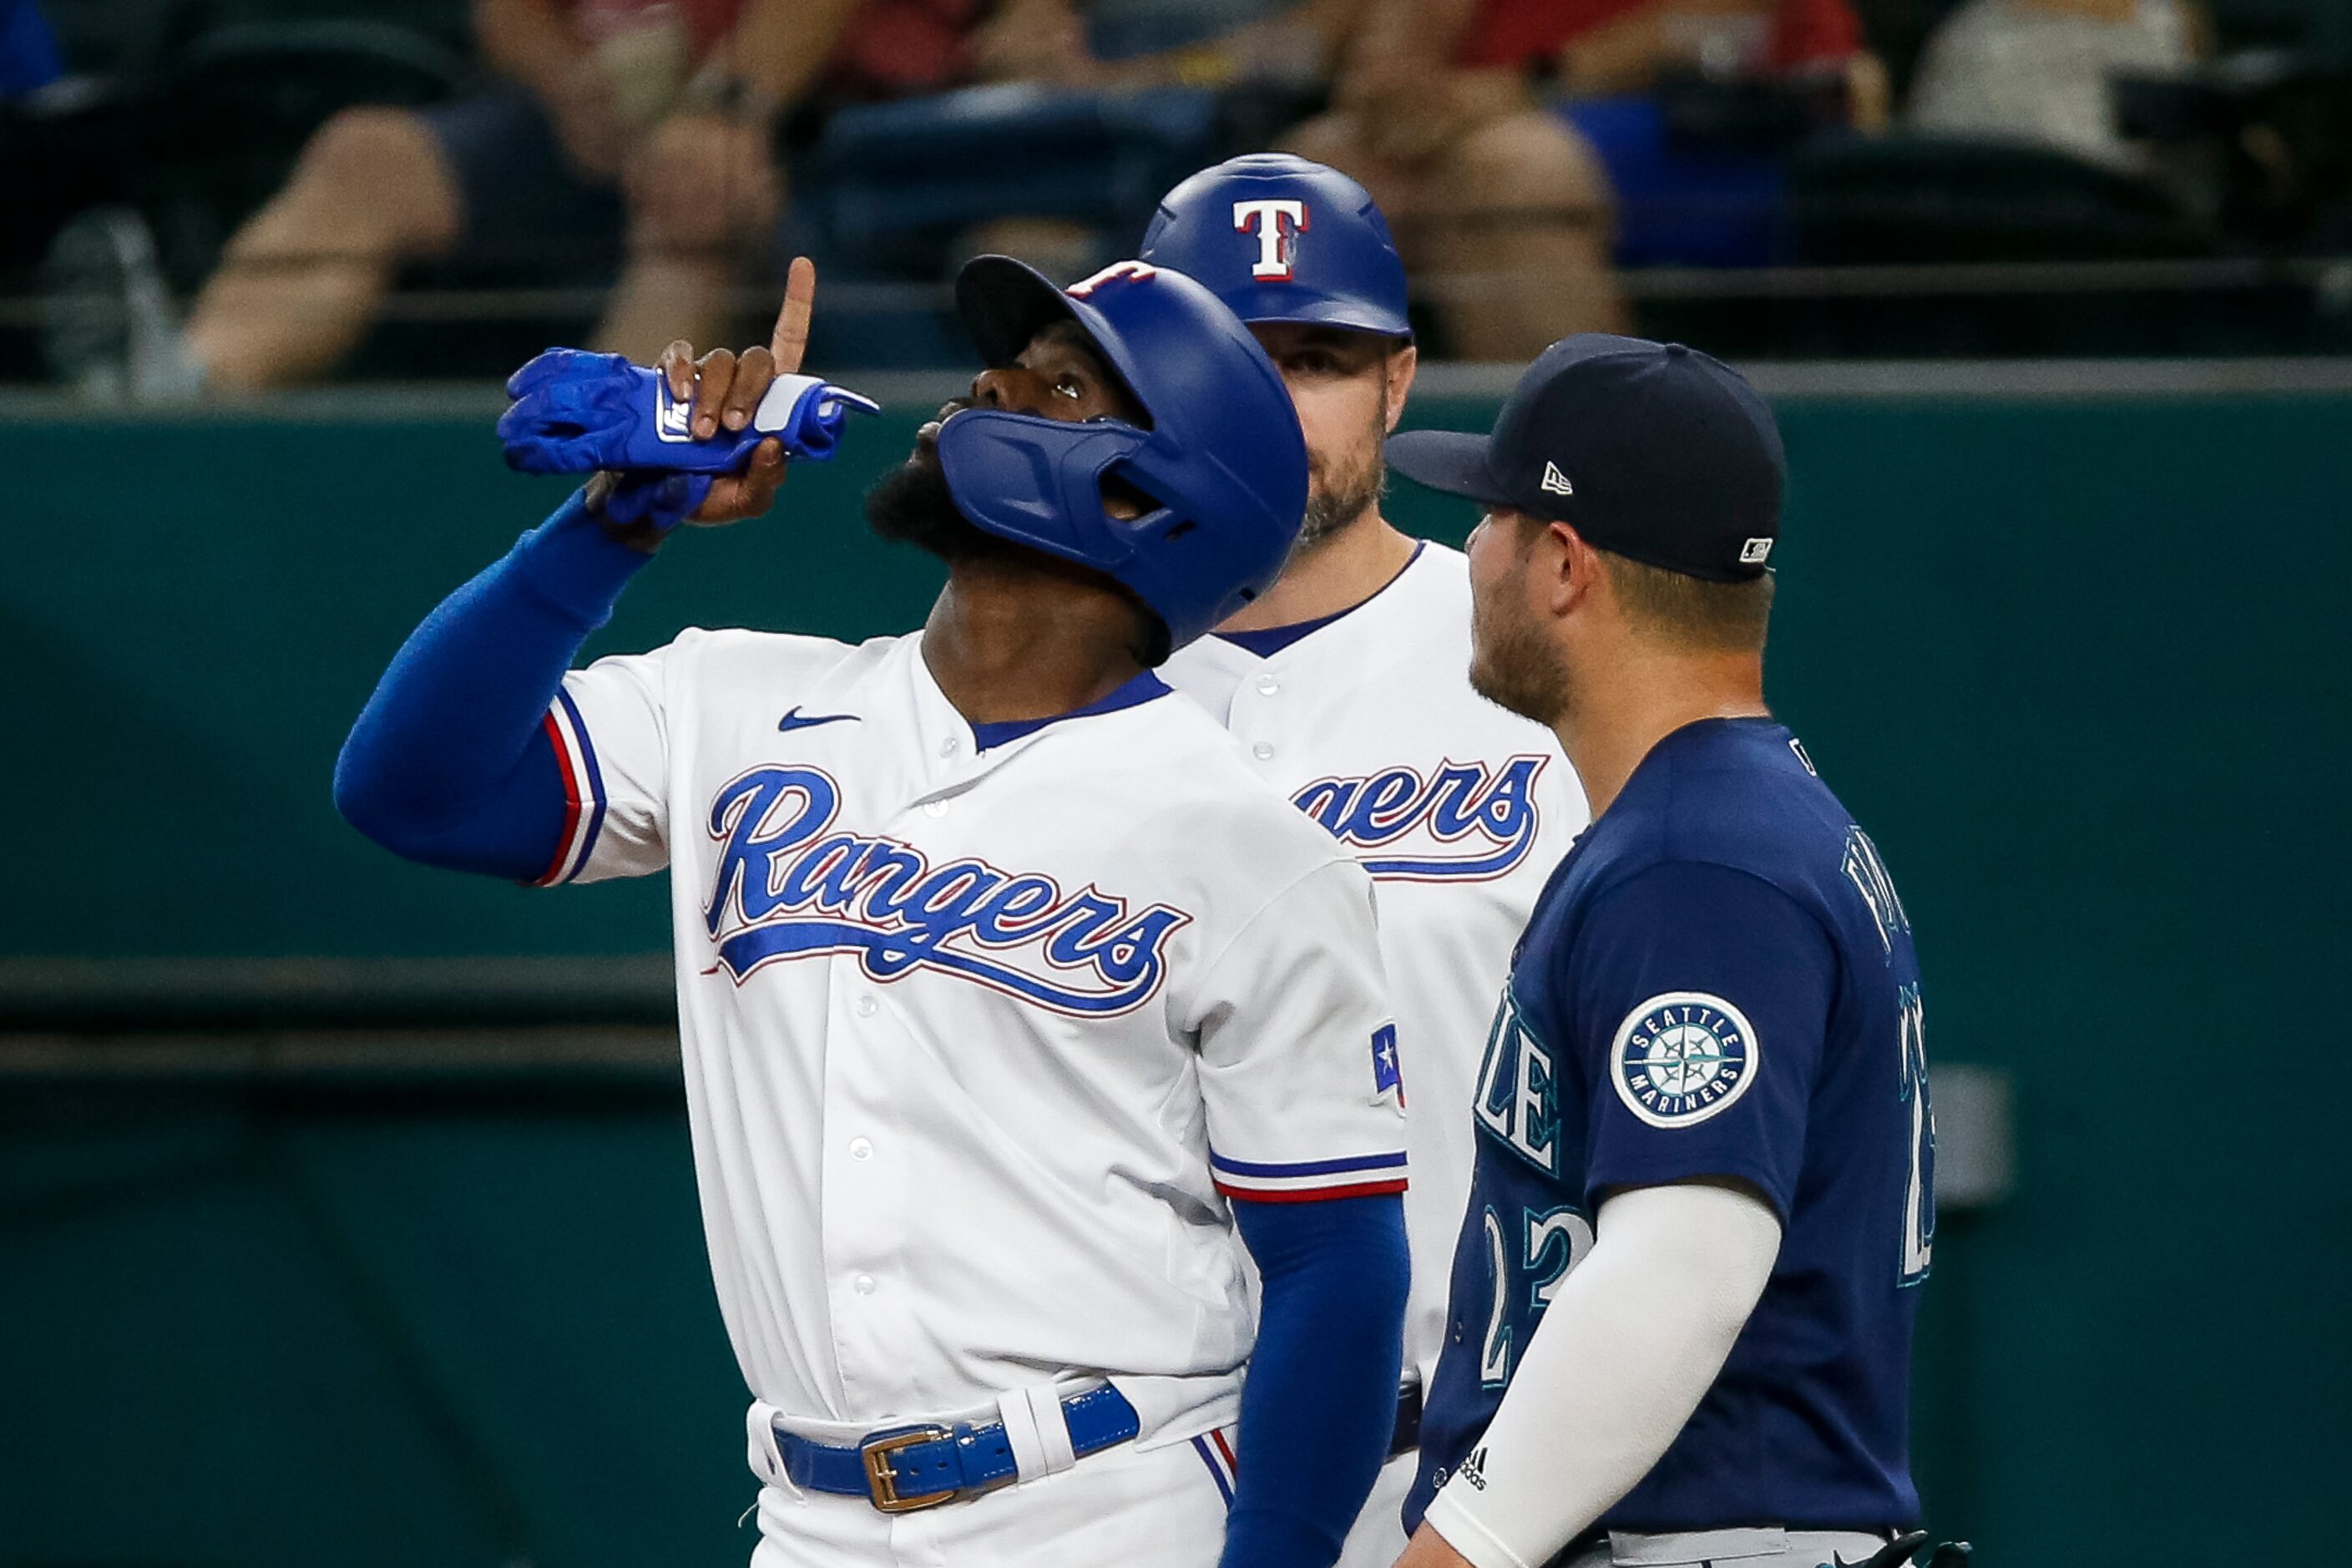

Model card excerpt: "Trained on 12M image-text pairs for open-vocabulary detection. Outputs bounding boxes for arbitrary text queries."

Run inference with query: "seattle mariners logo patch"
[702,766,1191,1015]
[1610,992,1758,1128]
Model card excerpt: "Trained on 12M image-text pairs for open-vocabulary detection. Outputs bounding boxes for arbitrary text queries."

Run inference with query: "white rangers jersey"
[1161,542,1588,1384]
[541,628,1408,1439]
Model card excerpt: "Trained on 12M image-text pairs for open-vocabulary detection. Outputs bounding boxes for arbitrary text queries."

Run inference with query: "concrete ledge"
[0,955,676,1028]
[5,357,2350,427]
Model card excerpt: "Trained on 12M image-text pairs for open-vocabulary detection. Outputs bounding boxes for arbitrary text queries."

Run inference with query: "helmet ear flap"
[938,408,1149,567]
[1100,462,1181,535]
[1081,462,1179,666]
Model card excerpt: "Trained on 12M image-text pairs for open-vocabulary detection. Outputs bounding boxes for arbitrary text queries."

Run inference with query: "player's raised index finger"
[770,257,816,374]
[660,341,696,402]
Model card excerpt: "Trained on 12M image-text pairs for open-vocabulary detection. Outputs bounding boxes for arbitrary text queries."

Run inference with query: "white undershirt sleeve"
[1422,1181,1784,1568]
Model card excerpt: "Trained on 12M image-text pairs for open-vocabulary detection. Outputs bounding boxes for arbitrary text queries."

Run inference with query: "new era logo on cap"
[1740,538,1773,564]
[1540,461,1574,497]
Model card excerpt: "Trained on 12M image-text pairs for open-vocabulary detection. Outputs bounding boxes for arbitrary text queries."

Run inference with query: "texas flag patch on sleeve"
[1371,1023,1404,1106]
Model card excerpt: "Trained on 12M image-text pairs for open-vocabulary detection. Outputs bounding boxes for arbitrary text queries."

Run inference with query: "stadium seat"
[136,20,468,282]
[804,85,1223,267]
[791,85,1228,367]
[1783,133,2212,265]
[1763,134,2244,355]
[1558,93,1795,270]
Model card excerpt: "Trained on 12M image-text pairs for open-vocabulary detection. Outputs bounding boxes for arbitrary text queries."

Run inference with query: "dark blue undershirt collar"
[1211,540,1427,659]
[969,670,1173,752]
[1214,604,1353,659]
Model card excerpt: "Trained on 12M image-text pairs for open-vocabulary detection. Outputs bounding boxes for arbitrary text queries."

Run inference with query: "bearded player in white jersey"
[1142,157,1591,1568]
[334,255,1411,1568]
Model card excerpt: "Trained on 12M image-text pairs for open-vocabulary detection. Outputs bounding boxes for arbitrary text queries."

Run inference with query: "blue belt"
[772,1386,1141,1512]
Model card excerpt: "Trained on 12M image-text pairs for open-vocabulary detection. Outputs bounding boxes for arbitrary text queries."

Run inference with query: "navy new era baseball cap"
[1388,335,1785,583]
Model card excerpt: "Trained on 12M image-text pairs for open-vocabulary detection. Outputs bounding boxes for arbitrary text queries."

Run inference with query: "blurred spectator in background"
[959,0,1623,357]
[1282,0,1631,358]
[969,0,1874,358]
[1908,0,2198,172]
[1283,0,1876,357]
[974,0,1339,91]
[1,0,63,98]
[135,0,883,396]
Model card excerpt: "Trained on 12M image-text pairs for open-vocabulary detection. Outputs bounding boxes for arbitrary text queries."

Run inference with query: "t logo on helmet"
[1232,200,1309,281]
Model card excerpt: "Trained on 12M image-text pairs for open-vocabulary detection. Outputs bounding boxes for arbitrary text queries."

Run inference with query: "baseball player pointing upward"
[335,258,1410,1567]
[1142,156,1590,1568]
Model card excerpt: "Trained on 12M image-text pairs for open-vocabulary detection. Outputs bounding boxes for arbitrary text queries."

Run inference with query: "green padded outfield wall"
[3,387,2348,1565]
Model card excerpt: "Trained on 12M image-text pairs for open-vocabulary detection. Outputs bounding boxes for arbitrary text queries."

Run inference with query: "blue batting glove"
[498,348,879,477]
[601,472,713,533]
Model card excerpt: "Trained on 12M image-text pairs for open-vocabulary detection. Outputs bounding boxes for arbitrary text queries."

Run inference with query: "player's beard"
[863,449,1008,564]
[1296,405,1388,553]
[1469,575,1572,726]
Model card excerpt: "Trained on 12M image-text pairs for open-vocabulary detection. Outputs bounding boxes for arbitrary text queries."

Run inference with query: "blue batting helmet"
[1139,154,1412,338]
[938,255,1309,653]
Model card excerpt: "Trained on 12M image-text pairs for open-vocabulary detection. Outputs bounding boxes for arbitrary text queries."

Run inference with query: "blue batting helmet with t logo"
[937,255,1309,654]
[1139,154,1412,339]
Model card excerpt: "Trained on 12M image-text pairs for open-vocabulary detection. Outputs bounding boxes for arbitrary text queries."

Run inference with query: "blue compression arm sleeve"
[1224,1193,1410,1568]
[333,490,651,879]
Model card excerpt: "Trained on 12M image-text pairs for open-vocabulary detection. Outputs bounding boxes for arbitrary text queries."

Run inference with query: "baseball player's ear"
[1550,520,1599,615]
[1383,344,1419,432]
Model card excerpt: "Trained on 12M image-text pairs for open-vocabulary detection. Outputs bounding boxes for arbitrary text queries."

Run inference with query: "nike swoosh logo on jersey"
[777,708,860,732]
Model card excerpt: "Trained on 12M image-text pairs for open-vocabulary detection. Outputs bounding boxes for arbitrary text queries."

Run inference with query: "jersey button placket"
[1242,667,1279,766]
[822,964,913,1401]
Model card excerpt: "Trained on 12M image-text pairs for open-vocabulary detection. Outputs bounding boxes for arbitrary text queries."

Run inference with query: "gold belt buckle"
[861,1425,956,1513]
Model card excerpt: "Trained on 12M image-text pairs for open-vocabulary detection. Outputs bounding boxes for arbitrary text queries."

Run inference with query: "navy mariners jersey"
[1408,717,1932,1533]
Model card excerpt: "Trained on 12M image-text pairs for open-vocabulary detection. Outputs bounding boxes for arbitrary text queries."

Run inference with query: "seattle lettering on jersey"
[1292,756,1550,881]
[1472,989,1559,1176]
[1842,826,1910,959]
[703,766,1191,1015]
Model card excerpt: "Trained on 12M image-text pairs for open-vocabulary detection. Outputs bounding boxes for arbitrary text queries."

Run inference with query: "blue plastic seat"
[1558,94,1791,269]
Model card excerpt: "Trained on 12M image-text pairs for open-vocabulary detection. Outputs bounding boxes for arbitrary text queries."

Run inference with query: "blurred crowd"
[5,0,2349,390]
